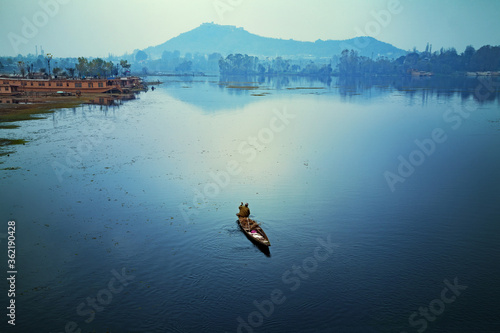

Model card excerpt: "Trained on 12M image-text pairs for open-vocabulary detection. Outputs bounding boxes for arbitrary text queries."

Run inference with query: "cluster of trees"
[218,54,332,76]
[0,54,74,77]
[410,45,500,73]
[337,44,500,76]
[218,54,258,75]
[74,57,131,78]
[138,51,222,73]
[0,54,132,78]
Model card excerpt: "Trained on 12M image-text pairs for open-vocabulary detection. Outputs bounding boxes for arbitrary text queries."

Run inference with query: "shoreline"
[0,93,139,161]
[0,93,136,121]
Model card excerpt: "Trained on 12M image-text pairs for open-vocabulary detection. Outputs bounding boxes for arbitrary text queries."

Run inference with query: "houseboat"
[0,76,144,95]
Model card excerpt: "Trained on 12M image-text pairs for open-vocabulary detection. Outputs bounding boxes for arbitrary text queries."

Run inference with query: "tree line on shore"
[218,54,333,76]
[0,54,132,78]
[219,45,500,76]
[337,44,500,76]
[0,43,498,78]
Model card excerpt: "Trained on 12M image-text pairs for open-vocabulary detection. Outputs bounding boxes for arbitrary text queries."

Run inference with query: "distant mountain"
[143,23,406,60]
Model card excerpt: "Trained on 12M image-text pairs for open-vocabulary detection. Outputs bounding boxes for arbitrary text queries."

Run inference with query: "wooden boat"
[238,217,271,247]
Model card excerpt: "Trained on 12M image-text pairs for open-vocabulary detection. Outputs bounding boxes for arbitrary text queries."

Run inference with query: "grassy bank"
[0,94,119,122]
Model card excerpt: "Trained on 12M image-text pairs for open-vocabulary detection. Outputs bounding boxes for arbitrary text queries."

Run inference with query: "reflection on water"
[84,93,137,106]
[0,97,36,104]
[1,75,500,332]
[0,93,138,107]
[163,75,500,112]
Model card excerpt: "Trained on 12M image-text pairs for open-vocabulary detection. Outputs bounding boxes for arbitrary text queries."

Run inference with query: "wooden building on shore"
[0,76,143,95]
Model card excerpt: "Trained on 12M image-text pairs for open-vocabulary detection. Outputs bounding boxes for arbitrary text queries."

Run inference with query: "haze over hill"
[142,23,406,59]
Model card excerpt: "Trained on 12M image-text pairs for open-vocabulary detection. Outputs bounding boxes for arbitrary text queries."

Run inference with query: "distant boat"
[238,217,271,247]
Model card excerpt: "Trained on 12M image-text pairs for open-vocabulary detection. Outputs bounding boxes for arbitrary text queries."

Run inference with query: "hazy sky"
[1,0,499,58]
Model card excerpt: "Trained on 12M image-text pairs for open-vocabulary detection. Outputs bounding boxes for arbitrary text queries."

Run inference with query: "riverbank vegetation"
[218,45,499,76]
[0,44,498,78]
[337,44,500,76]
[0,55,132,79]
[218,54,333,76]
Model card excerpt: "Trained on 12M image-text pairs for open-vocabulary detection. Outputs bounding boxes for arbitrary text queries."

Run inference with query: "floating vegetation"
[286,87,324,90]
[0,124,20,129]
[0,138,27,146]
[219,81,259,86]
[251,92,271,97]
[0,93,134,123]
[145,80,163,85]
[0,107,58,123]
[1,167,20,171]
[0,139,28,166]
[226,85,259,90]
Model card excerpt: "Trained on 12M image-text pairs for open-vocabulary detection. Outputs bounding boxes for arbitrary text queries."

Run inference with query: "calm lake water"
[1,76,500,333]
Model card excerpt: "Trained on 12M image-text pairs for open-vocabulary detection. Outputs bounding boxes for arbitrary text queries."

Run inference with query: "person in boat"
[236,202,250,218]
[237,203,258,230]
